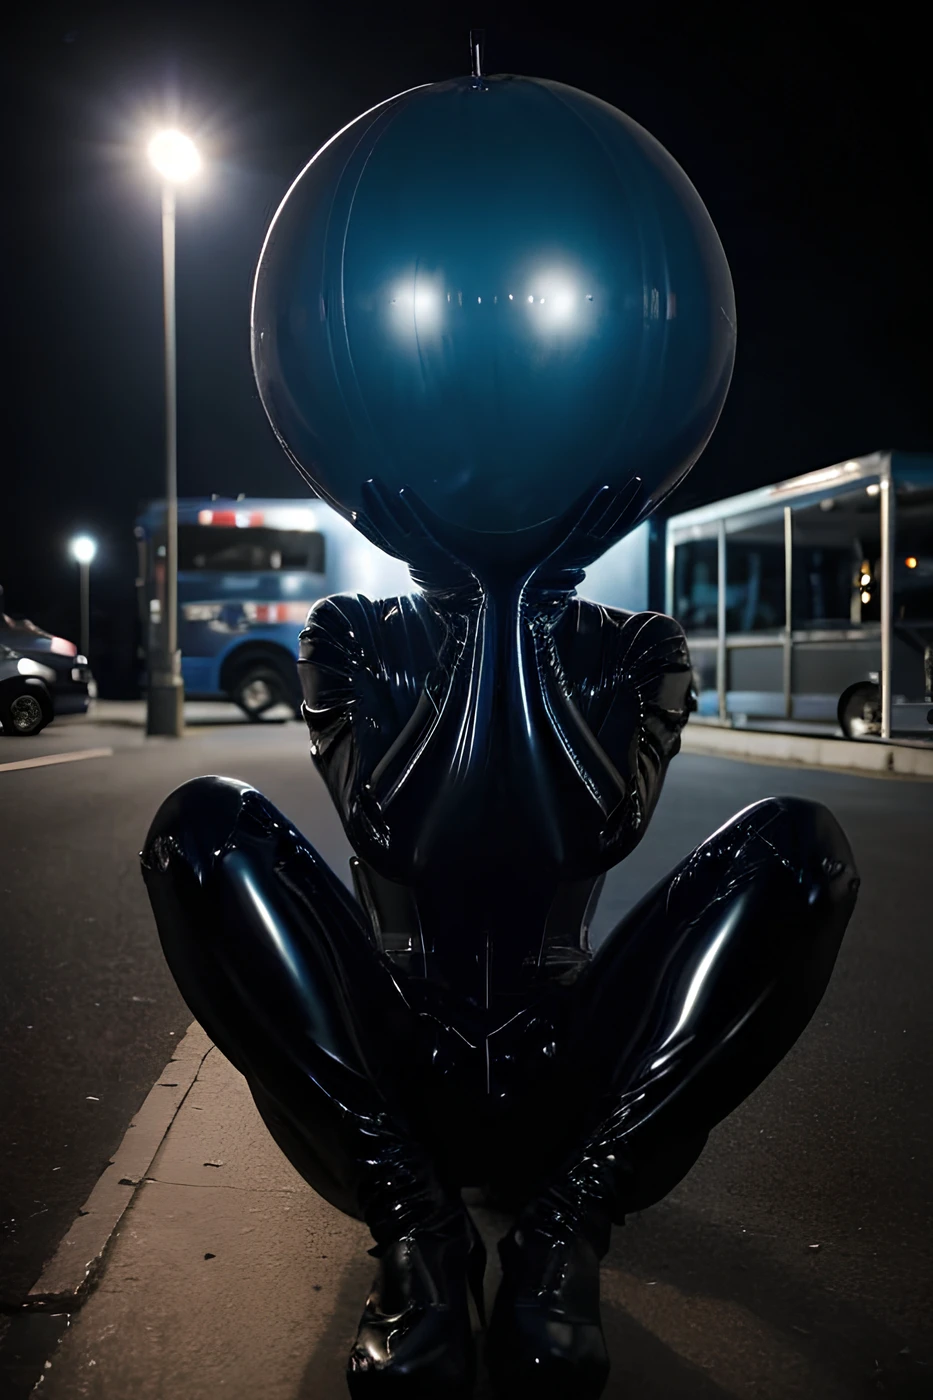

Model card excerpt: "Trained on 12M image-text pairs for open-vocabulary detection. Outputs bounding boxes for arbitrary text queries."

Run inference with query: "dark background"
[3,3,932,695]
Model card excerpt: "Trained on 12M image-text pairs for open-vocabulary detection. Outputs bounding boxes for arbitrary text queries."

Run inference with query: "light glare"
[390,280,441,332]
[70,535,97,565]
[148,130,201,182]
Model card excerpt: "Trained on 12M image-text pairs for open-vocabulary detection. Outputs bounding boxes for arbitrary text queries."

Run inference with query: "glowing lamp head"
[70,535,97,565]
[148,130,200,183]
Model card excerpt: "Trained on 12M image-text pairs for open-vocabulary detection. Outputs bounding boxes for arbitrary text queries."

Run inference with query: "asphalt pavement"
[0,705,355,1310]
[1,704,931,1397]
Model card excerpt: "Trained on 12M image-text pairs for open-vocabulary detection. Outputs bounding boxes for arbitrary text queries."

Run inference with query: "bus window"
[673,539,718,635]
[178,526,326,574]
[792,487,881,629]
[894,484,933,622]
[725,515,784,633]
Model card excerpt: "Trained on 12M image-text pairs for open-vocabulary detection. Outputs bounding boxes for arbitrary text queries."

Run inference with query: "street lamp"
[69,534,97,660]
[145,129,200,737]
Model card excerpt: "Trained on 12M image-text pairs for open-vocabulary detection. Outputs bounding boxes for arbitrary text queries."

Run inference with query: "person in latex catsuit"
[141,482,859,1399]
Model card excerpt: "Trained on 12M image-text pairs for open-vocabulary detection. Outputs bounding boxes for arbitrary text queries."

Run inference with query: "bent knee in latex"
[142,775,264,877]
[722,794,859,902]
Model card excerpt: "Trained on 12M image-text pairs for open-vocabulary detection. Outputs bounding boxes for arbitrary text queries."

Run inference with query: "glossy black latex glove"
[353,478,477,599]
[353,474,645,603]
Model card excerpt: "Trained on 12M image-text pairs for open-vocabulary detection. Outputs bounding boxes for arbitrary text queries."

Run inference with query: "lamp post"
[145,128,200,737]
[69,534,97,660]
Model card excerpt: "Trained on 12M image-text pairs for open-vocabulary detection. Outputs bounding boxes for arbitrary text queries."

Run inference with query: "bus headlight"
[182,603,224,622]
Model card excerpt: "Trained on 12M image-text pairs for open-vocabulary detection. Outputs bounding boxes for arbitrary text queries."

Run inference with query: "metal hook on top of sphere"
[470,28,486,87]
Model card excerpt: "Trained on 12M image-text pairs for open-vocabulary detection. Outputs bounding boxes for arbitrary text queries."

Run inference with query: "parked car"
[0,644,55,736]
[0,615,95,715]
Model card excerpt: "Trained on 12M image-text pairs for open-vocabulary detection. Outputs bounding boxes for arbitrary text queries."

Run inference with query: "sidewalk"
[21,1030,927,1400]
[680,719,933,777]
[32,1028,515,1400]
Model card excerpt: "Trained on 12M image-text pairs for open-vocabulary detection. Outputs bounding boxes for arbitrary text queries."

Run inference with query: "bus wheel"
[231,666,284,721]
[838,681,881,739]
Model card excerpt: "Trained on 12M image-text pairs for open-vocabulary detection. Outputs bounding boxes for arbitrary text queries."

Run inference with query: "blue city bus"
[135,497,412,718]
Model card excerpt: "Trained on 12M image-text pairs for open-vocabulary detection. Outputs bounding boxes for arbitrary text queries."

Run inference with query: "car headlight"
[17,657,56,683]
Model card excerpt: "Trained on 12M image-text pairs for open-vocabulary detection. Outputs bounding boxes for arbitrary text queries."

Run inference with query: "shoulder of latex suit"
[297,593,441,665]
[556,598,689,653]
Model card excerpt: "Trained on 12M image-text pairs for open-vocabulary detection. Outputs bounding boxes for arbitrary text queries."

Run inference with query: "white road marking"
[0,746,114,774]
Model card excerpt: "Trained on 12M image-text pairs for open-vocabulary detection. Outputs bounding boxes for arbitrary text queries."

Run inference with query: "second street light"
[145,129,200,737]
[69,534,97,661]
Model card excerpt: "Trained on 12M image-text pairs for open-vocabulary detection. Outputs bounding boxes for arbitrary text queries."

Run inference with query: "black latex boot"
[348,1202,486,1397]
[346,1121,487,1397]
[486,1151,622,1400]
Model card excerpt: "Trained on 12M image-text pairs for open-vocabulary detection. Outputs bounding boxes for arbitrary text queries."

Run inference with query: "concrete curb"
[680,723,933,778]
[25,1023,209,1310]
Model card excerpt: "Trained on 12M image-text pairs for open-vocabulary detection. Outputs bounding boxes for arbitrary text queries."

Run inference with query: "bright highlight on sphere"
[70,535,97,565]
[252,74,736,554]
[148,130,201,182]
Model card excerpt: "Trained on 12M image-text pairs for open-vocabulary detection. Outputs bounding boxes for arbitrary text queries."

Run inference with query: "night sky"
[4,4,932,693]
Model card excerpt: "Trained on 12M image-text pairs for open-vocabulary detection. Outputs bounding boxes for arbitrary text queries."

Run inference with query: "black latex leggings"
[142,779,858,1223]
